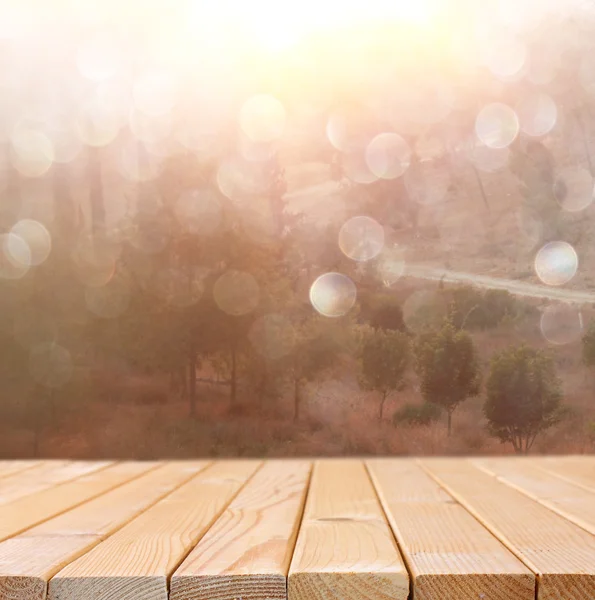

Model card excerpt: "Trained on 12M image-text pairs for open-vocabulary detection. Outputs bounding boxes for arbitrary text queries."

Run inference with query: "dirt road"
[284,179,595,305]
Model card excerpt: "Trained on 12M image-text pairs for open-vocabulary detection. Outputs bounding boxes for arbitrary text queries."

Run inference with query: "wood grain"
[476,458,595,536]
[171,460,311,600]
[0,461,125,543]
[533,457,595,493]
[421,458,595,600]
[49,461,261,600]
[0,462,205,600]
[288,460,409,600]
[0,462,41,480]
[368,459,534,600]
[0,461,102,506]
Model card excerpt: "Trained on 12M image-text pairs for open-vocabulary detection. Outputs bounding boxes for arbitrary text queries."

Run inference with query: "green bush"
[393,402,443,427]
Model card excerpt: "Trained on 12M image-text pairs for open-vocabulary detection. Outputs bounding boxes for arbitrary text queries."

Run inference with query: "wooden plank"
[0,461,127,543]
[171,460,311,600]
[475,457,595,537]
[0,461,107,506]
[0,461,41,480]
[421,458,595,600]
[0,462,207,600]
[367,459,534,600]
[533,457,595,494]
[49,461,261,600]
[288,460,409,600]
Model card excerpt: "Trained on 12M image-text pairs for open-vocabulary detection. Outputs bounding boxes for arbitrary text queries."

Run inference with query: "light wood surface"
[49,461,261,600]
[0,461,101,506]
[421,458,595,600]
[288,460,409,600]
[476,457,595,536]
[171,460,311,600]
[0,462,204,600]
[368,459,534,600]
[533,457,595,493]
[0,461,122,543]
[0,458,594,600]
[0,461,41,480]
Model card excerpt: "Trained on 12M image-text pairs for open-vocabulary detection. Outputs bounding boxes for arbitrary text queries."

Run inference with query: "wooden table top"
[0,457,594,600]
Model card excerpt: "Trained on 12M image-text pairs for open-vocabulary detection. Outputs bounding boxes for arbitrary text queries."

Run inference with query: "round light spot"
[339,216,385,262]
[534,241,578,286]
[133,72,178,117]
[0,233,30,278]
[484,38,527,79]
[377,247,406,287]
[248,313,296,360]
[10,219,51,266]
[213,270,260,316]
[475,103,519,149]
[366,133,411,179]
[540,304,583,345]
[342,147,377,184]
[553,166,594,212]
[175,189,222,235]
[10,126,54,177]
[216,155,269,202]
[76,32,122,81]
[516,93,557,138]
[85,274,131,318]
[239,95,286,143]
[76,99,122,147]
[326,106,376,152]
[309,272,357,318]
[29,342,73,388]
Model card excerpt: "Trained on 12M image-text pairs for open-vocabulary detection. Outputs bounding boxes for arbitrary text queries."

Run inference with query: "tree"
[414,321,480,435]
[484,345,564,454]
[359,329,410,420]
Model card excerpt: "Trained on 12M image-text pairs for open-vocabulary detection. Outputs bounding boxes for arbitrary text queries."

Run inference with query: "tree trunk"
[293,378,300,422]
[447,409,453,437]
[379,392,387,421]
[471,165,490,211]
[188,355,196,417]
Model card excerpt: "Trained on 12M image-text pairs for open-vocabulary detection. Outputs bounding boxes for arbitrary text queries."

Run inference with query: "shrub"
[393,402,443,426]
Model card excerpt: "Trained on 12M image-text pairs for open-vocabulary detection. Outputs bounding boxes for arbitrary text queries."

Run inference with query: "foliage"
[393,401,442,427]
[484,344,564,454]
[364,295,407,332]
[359,328,410,420]
[414,320,481,435]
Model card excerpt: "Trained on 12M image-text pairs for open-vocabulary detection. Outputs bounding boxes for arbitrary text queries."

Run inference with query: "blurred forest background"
[2,0,595,458]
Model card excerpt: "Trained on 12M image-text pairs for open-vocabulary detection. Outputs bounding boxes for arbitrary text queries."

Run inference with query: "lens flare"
[339,216,385,262]
[10,219,51,266]
[239,94,286,143]
[475,103,519,149]
[10,126,54,177]
[534,241,578,286]
[540,304,583,345]
[213,270,260,316]
[553,166,594,212]
[0,233,30,279]
[365,133,411,179]
[516,92,557,138]
[309,272,356,317]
